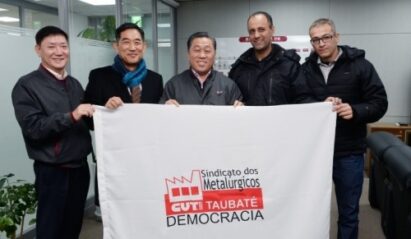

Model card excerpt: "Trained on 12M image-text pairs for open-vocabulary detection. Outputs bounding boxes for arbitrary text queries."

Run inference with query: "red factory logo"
[164,169,265,227]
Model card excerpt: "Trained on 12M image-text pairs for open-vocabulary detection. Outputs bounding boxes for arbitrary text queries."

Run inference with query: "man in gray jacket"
[11,26,94,239]
[160,32,243,106]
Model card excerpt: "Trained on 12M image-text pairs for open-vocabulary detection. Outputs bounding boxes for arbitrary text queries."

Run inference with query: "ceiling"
[22,0,169,16]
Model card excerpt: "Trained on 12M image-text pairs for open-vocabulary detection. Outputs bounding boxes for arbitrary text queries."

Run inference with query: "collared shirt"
[317,48,343,83]
[191,68,212,89]
[40,64,68,88]
[42,64,68,80]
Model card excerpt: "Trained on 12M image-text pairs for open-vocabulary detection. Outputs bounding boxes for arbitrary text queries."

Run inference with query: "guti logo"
[164,170,203,214]
[164,168,265,227]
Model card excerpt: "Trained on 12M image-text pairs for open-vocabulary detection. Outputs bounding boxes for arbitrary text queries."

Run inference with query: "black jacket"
[11,66,92,165]
[229,44,311,105]
[83,66,163,130]
[84,65,163,106]
[301,45,388,157]
[160,69,242,105]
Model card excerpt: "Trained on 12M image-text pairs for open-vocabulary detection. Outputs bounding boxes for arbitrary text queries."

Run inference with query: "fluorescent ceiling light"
[8,32,21,36]
[0,16,19,22]
[0,8,8,11]
[157,23,170,28]
[158,42,171,47]
[79,0,115,6]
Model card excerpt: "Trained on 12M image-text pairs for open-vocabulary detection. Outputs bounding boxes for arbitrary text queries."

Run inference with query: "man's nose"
[55,46,64,54]
[253,32,260,38]
[129,42,137,50]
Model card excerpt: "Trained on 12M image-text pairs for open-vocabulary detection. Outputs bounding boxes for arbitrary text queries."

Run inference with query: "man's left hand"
[233,100,244,107]
[335,103,353,120]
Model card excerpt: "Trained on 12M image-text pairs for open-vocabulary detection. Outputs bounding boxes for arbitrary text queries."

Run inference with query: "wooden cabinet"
[366,123,411,176]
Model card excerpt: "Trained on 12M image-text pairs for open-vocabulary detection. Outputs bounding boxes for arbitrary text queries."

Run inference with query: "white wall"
[70,38,114,86]
[176,0,411,123]
[0,29,40,238]
[0,32,37,180]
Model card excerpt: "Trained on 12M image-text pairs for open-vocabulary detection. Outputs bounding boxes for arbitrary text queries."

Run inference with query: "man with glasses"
[229,11,310,105]
[301,18,388,239]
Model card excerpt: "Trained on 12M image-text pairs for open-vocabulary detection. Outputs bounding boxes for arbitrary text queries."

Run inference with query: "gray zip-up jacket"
[12,66,92,165]
[160,69,242,105]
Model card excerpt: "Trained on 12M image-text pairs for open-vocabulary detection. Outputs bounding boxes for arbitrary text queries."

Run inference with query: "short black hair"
[186,32,217,51]
[115,22,145,42]
[248,11,274,28]
[35,26,68,45]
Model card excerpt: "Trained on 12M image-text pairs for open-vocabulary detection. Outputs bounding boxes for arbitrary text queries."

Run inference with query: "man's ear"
[112,42,119,53]
[34,45,41,57]
[335,33,340,43]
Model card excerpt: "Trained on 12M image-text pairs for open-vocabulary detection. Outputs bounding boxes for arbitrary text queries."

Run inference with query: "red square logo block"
[172,188,180,197]
[191,186,199,195]
[181,187,190,196]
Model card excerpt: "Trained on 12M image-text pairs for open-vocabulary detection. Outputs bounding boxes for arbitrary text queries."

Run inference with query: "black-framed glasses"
[310,35,334,45]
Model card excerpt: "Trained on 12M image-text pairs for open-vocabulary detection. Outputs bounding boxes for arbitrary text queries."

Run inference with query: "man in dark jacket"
[302,18,388,239]
[84,23,163,111]
[12,26,94,239]
[160,32,242,106]
[229,11,311,105]
[83,23,163,220]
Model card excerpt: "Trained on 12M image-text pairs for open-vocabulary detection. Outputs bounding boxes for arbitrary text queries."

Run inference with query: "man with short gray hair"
[301,18,388,239]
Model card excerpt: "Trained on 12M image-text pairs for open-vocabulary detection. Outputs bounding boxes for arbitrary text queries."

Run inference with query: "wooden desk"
[366,123,411,176]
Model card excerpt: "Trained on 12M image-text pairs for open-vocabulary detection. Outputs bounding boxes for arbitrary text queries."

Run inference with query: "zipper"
[268,74,273,105]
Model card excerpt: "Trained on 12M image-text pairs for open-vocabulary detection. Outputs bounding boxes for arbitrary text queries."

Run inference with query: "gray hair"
[309,18,337,34]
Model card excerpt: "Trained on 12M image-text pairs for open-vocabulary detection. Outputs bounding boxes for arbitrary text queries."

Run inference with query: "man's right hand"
[165,99,180,107]
[72,104,95,121]
[105,96,124,109]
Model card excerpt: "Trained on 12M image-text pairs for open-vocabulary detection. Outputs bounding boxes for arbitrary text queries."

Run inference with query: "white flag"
[93,103,336,239]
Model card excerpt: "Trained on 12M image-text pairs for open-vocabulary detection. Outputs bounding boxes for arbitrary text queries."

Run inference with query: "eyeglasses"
[310,35,334,45]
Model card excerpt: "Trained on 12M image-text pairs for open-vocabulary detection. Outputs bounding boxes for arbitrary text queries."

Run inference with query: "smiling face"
[188,37,216,77]
[114,28,145,71]
[247,14,274,58]
[309,23,340,62]
[35,34,69,75]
